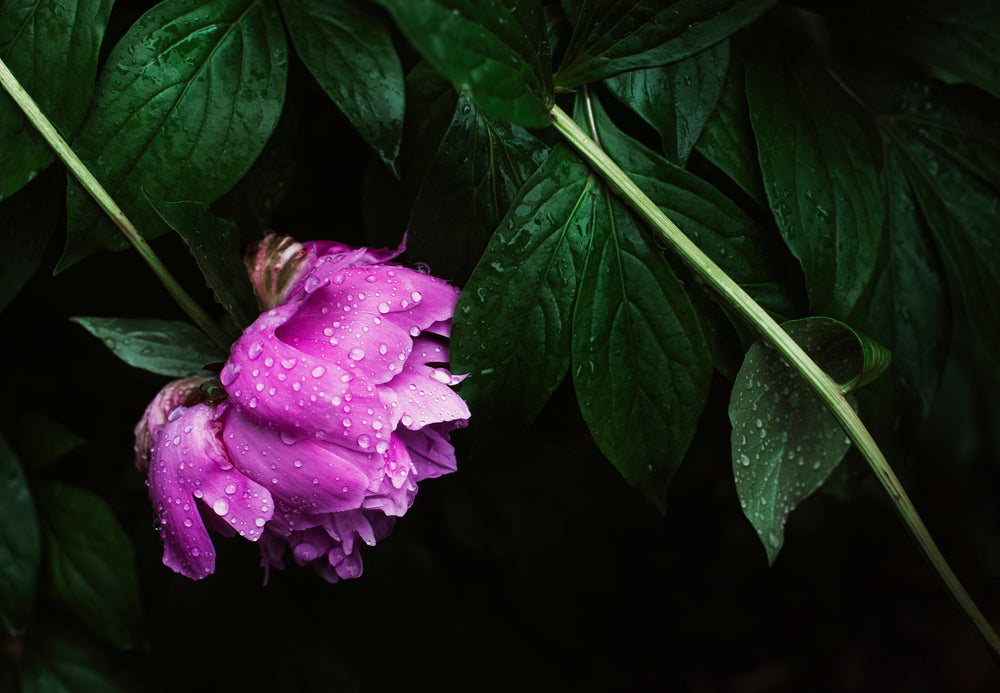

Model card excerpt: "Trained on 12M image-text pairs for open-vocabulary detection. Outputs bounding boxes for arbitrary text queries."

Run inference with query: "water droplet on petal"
[378,302,390,314]
[349,347,365,361]
[213,498,230,516]
[312,366,326,378]
[225,483,237,495]
[247,341,264,360]
[357,434,371,448]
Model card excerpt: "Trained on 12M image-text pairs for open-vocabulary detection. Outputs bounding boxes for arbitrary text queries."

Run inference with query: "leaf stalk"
[0,57,232,351]
[550,103,1000,663]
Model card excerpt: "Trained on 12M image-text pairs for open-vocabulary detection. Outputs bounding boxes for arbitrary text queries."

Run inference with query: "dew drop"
[349,347,365,361]
[312,366,326,378]
[378,302,390,314]
[213,498,230,516]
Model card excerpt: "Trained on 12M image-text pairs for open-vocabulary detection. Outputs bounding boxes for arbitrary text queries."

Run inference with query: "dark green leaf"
[590,94,797,319]
[746,36,882,317]
[145,195,258,329]
[808,0,1000,99]
[849,138,951,421]
[13,413,86,472]
[730,317,889,564]
[0,434,40,635]
[694,51,767,207]
[0,0,114,198]
[452,145,592,428]
[280,0,404,172]
[0,171,61,312]
[605,40,729,166]
[555,0,775,88]
[35,482,142,649]
[59,0,288,271]
[406,91,549,282]
[20,635,127,693]
[372,0,553,128]
[71,317,228,377]
[872,83,1000,361]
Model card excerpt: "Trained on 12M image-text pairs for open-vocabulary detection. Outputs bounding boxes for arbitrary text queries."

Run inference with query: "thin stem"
[0,57,231,351]
[550,103,1000,662]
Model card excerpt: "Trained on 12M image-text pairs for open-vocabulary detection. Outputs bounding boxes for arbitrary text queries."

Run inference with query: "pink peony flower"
[135,236,468,582]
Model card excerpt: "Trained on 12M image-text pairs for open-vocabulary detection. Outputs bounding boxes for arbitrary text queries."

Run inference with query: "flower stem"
[550,103,1000,662]
[0,57,232,351]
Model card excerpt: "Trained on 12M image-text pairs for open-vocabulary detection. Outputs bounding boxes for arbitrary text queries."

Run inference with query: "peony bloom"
[135,235,469,582]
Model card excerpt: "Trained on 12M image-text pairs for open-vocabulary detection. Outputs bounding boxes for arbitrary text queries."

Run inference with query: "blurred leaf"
[0,433,40,635]
[0,0,114,199]
[871,82,1000,364]
[809,0,1000,99]
[20,633,127,693]
[746,35,882,317]
[406,91,549,282]
[730,317,889,564]
[555,0,775,88]
[694,51,767,206]
[605,40,729,166]
[145,195,258,329]
[71,317,227,377]
[589,94,797,319]
[0,171,61,312]
[280,0,404,172]
[13,413,86,472]
[35,482,142,650]
[452,145,592,428]
[59,0,288,271]
[373,0,553,127]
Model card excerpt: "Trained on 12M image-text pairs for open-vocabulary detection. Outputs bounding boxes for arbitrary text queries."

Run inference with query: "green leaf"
[872,82,1000,363]
[605,40,729,166]
[145,195,259,329]
[35,482,142,649]
[59,0,288,271]
[589,94,797,319]
[406,91,549,282]
[0,0,114,199]
[808,0,1000,100]
[849,136,951,422]
[572,185,712,511]
[71,317,228,377]
[280,0,404,172]
[730,317,889,564]
[372,0,553,128]
[452,145,592,428]
[0,433,40,635]
[0,171,61,312]
[20,635,127,693]
[694,51,767,207]
[555,0,776,88]
[745,35,882,317]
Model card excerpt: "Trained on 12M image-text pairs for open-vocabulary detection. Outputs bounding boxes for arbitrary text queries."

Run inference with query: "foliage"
[1,0,998,688]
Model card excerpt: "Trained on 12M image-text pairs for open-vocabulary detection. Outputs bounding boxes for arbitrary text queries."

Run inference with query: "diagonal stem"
[550,103,1000,663]
[0,56,231,351]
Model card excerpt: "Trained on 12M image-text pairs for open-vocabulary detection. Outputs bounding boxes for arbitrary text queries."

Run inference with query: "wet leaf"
[280,0,404,172]
[406,91,549,283]
[59,0,288,271]
[0,0,114,199]
[746,35,882,317]
[20,634,127,693]
[730,317,889,564]
[452,145,592,429]
[373,0,553,127]
[35,482,142,649]
[555,0,775,88]
[0,434,40,635]
[71,317,227,377]
[605,40,729,166]
[145,195,259,330]
[0,171,61,312]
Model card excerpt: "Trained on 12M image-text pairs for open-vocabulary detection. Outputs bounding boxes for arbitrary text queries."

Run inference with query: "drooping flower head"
[135,234,469,582]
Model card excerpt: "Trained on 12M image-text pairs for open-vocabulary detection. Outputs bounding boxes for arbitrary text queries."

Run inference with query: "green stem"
[0,57,231,351]
[550,104,1000,662]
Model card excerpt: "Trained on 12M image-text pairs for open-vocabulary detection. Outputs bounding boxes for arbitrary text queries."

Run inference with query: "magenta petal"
[221,303,391,447]
[220,407,375,515]
[396,424,460,481]
[148,404,273,580]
